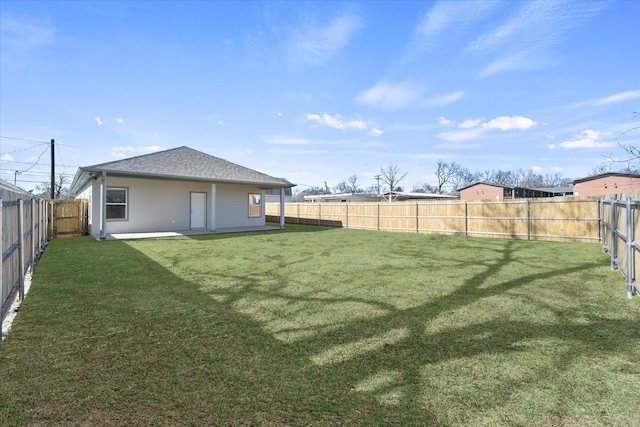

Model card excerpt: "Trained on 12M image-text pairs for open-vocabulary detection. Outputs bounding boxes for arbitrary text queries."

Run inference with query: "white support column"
[210,183,216,231]
[279,188,285,229]
[100,171,107,239]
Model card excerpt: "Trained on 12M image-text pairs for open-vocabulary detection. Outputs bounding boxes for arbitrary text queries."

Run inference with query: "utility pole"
[50,139,55,199]
[374,174,381,195]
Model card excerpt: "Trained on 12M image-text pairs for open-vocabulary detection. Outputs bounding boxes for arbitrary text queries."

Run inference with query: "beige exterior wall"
[573,176,640,197]
[86,176,266,236]
[460,183,505,201]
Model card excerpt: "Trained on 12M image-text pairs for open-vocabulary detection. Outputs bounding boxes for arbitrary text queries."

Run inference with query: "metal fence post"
[610,197,616,270]
[18,199,25,301]
[31,199,36,270]
[597,198,602,244]
[626,197,634,299]
[0,197,3,339]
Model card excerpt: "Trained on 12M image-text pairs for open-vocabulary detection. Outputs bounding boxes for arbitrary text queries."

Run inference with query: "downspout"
[100,171,107,239]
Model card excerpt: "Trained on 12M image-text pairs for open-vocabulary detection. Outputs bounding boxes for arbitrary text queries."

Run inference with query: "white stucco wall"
[87,175,266,235]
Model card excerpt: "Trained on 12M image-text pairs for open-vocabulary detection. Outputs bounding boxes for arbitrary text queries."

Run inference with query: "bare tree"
[608,112,640,166]
[35,173,71,199]
[412,182,438,193]
[379,163,408,199]
[348,175,360,193]
[334,180,350,193]
[434,160,460,194]
[449,167,479,193]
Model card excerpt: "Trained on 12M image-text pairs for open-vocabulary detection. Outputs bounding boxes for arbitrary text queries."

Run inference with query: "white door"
[190,192,207,229]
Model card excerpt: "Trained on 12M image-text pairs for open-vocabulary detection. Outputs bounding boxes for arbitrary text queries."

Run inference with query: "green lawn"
[1,225,638,426]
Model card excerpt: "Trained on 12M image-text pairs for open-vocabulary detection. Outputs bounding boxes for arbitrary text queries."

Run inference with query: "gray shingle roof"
[70,146,294,194]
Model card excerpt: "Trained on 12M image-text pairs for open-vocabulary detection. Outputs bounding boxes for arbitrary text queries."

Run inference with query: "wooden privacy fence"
[266,197,599,242]
[48,199,89,239]
[599,194,640,298]
[1,191,48,339]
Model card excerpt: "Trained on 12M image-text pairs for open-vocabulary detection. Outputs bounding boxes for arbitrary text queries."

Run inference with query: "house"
[381,191,459,202]
[459,182,573,201]
[303,193,379,203]
[573,172,640,197]
[265,187,293,203]
[69,146,295,239]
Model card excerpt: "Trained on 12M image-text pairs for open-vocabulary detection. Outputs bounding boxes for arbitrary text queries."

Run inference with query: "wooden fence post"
[526,199,531,241]
[415,202,419,233]
[464,201,468,236]
[346,203,349,229]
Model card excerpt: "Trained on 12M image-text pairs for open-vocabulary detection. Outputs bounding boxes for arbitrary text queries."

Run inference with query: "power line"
[0,135,49,144]
[0,135,79,147]
[0,169,75,176]
[0,160,81,168]
[17,145,50,174]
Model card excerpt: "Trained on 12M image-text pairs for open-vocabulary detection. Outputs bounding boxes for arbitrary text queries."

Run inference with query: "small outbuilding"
[458,182,573,201]
[69,146,295,239]
[573,172,640,197]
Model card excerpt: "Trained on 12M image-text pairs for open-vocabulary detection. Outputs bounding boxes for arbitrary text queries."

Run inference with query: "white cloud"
[0,153,15,162]
[458,119,482,129]
[423,90,465,107]
[592,89,640,106]
[115,117,124,124]
[111,145,162,158]
[548,129,614,150]
[1,16,54,50]
[437,115,536,141]
[307,113,367,131]
[478,51,529,78]
[437,127,487,142]
[482,116,536,131]
[265,136,310,145]
[356,80,423,111]
[468,1,603,77]
[94,117,104,126]
[367,127,384,137]
[290,13,363,67]
[437,117,455,127]
[401,0,497,65]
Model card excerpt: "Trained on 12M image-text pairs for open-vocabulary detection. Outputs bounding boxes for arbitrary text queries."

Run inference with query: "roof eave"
[71,168,294,191]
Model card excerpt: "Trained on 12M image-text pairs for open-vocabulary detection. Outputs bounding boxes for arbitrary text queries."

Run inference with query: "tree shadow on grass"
[4,236,638,426]
[180,238,640,424]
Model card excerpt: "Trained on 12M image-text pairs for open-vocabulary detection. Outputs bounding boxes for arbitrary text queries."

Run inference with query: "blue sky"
[1,0,639,193]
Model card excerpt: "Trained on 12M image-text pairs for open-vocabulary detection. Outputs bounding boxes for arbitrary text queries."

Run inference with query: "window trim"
[248,193,262,218]
[106,187,128,221]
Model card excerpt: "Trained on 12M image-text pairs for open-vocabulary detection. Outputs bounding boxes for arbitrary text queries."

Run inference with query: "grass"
[0,224,639,426]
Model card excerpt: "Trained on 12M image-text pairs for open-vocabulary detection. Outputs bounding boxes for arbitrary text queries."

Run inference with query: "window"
[106,188,128,220]
[249,193,261,217]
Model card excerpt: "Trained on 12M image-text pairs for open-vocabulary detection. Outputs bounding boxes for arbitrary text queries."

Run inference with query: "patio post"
[279,188,285,228]
[100,171,107,239]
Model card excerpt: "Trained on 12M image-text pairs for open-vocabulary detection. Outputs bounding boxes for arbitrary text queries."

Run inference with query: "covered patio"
[95,225,282,241]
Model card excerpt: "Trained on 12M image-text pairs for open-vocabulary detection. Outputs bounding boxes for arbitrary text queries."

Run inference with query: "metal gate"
[599,196,640,298]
